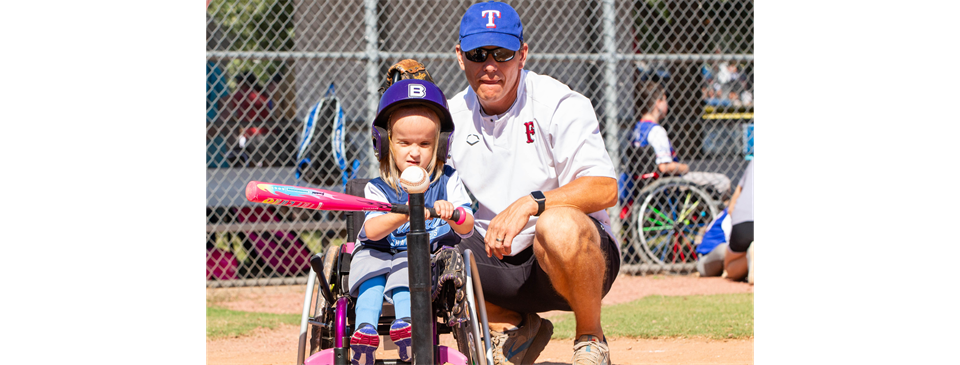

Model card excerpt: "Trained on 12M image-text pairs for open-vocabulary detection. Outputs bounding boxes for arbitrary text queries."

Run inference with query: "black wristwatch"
[530,191,545,216]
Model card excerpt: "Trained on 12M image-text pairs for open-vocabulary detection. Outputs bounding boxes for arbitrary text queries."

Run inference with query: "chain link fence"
[206,0,753,287]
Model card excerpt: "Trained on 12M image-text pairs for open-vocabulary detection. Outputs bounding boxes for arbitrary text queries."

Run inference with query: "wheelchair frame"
[295,179,492,365]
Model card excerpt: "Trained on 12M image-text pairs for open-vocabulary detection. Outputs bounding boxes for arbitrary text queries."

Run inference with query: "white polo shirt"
[447,70,619,256]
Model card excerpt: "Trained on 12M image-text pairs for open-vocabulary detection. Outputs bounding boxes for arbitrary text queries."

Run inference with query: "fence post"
[364,0,380,175]
[601,0,622,232]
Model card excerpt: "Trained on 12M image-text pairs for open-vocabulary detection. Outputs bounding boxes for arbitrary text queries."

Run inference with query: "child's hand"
[432,200,455,221]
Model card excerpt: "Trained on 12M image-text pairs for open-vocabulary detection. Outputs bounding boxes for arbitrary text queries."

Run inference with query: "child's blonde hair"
[378,105,445,192]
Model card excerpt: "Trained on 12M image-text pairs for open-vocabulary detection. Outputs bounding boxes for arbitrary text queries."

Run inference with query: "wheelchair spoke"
[638,181,718,266]
[642,225,673,232]
[646,205,675,225]
[660,235,672,263]
[677,199,700,224]
[667,193,679,222]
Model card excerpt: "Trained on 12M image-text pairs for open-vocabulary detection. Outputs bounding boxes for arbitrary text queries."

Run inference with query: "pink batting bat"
[244,181,462,222]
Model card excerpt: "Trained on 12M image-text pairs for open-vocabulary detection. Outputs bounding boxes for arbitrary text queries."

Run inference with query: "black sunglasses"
[462,47,516,63]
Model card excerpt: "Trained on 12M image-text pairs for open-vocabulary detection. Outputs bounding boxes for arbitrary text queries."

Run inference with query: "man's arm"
[484,176,617,259]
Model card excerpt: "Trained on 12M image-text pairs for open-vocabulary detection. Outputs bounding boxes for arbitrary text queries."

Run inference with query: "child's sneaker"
[389,318,413,362]
[350,323,379,365]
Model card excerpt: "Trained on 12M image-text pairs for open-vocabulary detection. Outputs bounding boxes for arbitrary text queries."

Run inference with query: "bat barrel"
[245,180,261,202]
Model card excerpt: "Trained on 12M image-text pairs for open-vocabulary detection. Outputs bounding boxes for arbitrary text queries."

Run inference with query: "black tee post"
[406,192,434,365]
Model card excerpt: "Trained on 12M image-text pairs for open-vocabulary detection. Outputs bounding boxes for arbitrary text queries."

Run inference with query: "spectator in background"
[704,85,722,106]
[207,61,229,123]
[704,87,730,108]
[265,72,284,120]
[226,72,272,123]
[740,88,753,107]
[717,62,740,86]
[716,62,732,85]
[729,91,742,108]
[723,159,754,283]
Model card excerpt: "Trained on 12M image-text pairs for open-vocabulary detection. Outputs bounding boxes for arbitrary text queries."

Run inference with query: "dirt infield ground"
[207,274,754,365]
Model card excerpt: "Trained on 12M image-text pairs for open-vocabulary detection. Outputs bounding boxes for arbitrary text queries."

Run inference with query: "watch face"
[532,191,545,200]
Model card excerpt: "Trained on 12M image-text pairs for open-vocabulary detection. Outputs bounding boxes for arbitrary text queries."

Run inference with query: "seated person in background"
[626,81,732,200]
[630,82,687,175]
[723,159,754,283]
[226,71,272,123]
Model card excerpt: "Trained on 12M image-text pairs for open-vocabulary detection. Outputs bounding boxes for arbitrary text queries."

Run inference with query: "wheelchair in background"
[296,179,493,365]
[618,152,724,267]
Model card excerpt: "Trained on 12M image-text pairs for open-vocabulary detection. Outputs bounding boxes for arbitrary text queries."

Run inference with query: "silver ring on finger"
[495,238,504,242]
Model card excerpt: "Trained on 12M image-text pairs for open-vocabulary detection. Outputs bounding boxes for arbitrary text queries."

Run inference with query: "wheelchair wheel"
[453,249,493,365]
[618,203,645,265]
[635,179,717,266]
[309,244,340,355]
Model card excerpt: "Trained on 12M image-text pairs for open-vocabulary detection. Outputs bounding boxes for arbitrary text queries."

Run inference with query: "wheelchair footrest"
[302,344,466,365]
[437,345,468,365]
[303,348,336,365]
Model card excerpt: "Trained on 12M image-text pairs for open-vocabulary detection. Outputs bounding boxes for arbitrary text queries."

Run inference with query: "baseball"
[399,166,430,194]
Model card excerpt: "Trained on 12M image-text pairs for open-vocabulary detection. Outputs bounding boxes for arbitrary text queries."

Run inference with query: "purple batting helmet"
[372,79,455,163]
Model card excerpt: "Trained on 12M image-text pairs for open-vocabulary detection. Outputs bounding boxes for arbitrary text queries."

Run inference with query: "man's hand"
[483,177,616,260]
[484,195,538,259]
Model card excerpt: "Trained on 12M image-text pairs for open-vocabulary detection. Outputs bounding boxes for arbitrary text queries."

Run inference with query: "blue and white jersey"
[357,165,473,253]
[630,120,679,165]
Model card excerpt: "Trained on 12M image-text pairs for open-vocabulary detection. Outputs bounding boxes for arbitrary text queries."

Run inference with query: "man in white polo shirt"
[447,2,620,365]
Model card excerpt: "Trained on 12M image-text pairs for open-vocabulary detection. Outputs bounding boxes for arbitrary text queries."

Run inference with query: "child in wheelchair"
[617,79,732,266]
[348,79,475,365]
[620,81,731,212]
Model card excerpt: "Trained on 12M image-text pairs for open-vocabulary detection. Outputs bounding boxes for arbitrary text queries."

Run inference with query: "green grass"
[207,292,752,341]
[551,293,753,340]
[206,306,301,340]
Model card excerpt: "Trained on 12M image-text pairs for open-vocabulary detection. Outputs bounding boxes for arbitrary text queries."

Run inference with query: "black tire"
[310,244,340,355]
[452,310,483,365]
[634,178,718,266]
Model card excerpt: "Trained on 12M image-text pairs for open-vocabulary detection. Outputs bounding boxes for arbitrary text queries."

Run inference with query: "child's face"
[389,107,439,172]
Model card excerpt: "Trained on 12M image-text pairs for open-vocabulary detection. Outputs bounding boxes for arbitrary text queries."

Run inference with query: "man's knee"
[534,207,599,252]
[533,208,605,278]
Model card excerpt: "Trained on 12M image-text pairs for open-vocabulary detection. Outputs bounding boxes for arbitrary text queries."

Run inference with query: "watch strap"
[531,191,545,216]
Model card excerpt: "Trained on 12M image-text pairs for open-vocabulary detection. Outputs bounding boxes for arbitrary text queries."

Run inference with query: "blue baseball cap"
[459,1,523,52]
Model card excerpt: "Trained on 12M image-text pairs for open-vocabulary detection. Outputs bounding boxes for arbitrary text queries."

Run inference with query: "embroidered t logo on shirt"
[524,121,535,143]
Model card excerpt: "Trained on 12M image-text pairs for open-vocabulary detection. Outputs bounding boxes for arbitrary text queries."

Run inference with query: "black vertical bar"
[406,192,433,365]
